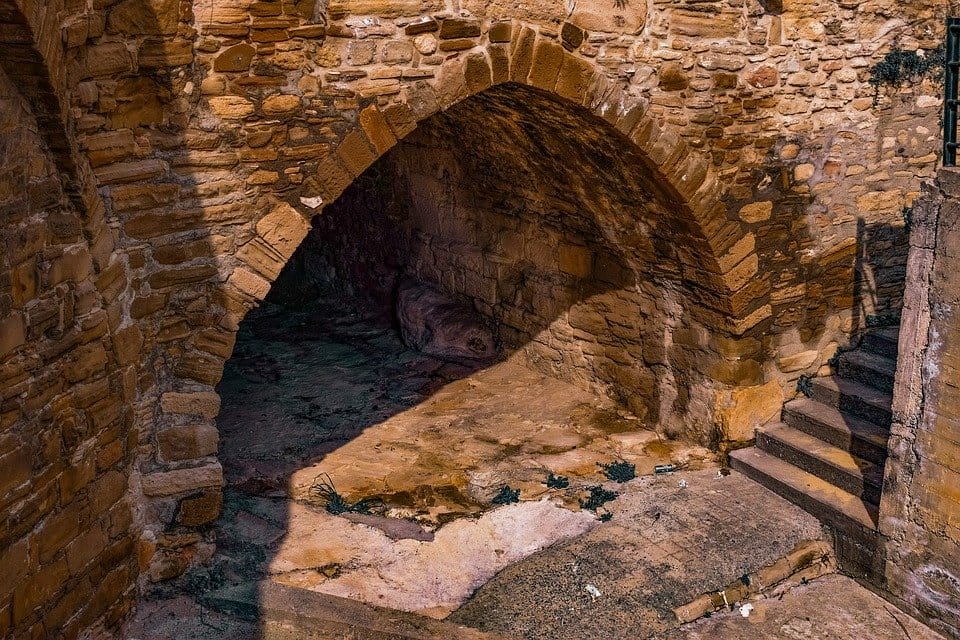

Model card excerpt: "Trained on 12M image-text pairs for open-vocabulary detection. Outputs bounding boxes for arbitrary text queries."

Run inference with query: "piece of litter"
[739,603,754,617]
[299,195,324,209]
[678,479,688,489]
[655,464,676,474]
[585,584,602,600]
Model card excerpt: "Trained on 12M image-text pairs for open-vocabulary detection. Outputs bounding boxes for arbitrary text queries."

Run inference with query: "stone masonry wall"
[0,0,952,635]
[880,169,960,639]
[0,63,137,640]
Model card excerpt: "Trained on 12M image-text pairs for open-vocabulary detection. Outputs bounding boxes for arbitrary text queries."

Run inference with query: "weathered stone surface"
[208,96,256,119]
[716,380,783,443]
[158,424,220,462]
[396,282,498,364]
[0,0,948,635]
[107,0,180,35]
[570,0,647,34]
[160,392,222,418]
[214,43,256,72]
[141,463,224,497]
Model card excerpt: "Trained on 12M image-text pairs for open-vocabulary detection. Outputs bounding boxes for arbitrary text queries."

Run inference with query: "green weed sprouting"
[310,473,375,515]
[546,472,570,489]
[491,485,520,505]
[579,485,619,511]
[797,374,814,398]
[869,44,945,105]
[600,459,636,483]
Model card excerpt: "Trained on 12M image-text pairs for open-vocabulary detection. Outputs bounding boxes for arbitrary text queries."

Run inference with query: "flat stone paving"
[449,468,828,639]
[662,573,945,640]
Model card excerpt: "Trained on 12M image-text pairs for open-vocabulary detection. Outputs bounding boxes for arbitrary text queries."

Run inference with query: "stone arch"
[138,18,773,582]
[0,0,101,220]
[214,24,758,336]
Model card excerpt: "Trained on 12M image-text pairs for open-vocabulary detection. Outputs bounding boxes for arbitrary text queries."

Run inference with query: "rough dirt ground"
[204,298,717,616]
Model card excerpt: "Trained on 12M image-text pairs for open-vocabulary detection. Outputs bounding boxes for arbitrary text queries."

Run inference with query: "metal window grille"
[945,18,960,166]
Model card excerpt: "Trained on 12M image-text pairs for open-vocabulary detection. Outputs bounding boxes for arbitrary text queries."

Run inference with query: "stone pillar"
[879,168,960,639]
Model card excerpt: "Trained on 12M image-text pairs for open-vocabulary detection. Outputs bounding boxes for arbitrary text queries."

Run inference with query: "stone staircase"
[730,326,899,578]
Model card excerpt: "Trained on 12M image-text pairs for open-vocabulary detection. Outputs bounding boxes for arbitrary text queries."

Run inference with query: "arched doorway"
[204,81,734,625]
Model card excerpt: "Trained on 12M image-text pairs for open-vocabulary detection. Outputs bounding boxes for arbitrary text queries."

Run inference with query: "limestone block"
[570,0,647,35]
[670,9,741,38]
[489,21,513,43]
[12,559,68,623]
[262,94,302,116]
[561,22,585,50]
[82,42,133,78]
[177,489,223,526]
[141,462,223,497]
[228,266,271,300]
[255,202,310,257]
[158,424,220,462]
[778,349,819,373]
[405,17,439,35]
[94,159,167,185]
[208,96,256,119]
[439,18,480,39]
[328,0,426,18]
[717,380,783,443]
[160,391,222,419]
[739,201,773,223]
[316,44,342,67]
[528,38,564,90]
[383,40,414,64]
[659,62,689,91]
[438,38,476,52]
[359,106,398,155]
[81,130,137,168]
[413,34,437,55]
[555,54,594,103]
[139,38,193,67]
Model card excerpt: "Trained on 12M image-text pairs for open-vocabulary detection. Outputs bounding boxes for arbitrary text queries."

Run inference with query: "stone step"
[756,423,883,505]
[781,398,889,465]
[729,447,878,538]
[808,376,892,427]
[837,349,896,394]
[200,581,504,639]
[860,326,900,359]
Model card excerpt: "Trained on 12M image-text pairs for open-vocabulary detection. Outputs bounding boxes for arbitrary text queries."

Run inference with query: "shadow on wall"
[269,83,729,437]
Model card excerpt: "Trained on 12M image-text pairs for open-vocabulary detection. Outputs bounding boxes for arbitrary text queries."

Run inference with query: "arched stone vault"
[0,0,945,632]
